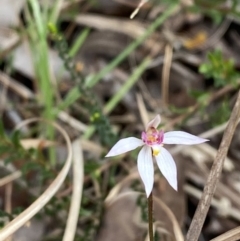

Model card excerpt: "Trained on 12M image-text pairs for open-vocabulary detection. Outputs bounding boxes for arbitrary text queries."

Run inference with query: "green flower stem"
[148,192,154,241]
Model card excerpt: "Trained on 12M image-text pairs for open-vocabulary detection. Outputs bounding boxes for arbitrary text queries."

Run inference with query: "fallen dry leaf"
[20,139,56,150]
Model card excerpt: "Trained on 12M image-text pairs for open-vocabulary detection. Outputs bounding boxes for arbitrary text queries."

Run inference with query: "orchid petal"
[155,147,177,190]
[137,146,154,197]
[163,131,208,145]
[146,114,161,131]
[105,137,144,157]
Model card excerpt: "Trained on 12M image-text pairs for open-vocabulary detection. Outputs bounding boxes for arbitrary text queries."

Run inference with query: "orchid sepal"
[163,131,208,145]
[105,137,144,157]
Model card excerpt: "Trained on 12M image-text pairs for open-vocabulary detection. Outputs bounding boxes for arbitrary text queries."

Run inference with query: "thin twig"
[130,0,148,19]
[210,226,240,241]
[148,192,154,241]
[0,171,22,187]
[162,44,173,106]
[185,90,240,241]
[5,183,13,241]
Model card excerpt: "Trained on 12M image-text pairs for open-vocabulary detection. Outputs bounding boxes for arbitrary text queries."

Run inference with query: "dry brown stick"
[185,90,240,241]
[210,226,240,241]
[5,183,13,241]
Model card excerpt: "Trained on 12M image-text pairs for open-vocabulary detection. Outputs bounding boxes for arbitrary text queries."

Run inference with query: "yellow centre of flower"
[152,149,160,156]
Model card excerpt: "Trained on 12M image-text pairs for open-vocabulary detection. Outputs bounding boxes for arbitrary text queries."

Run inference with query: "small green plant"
[188,3,223,24]
[209,100,231,127]
[0,122,40,167]
[199,49,240,87]
[189,89,210,106]
[187,0,240,23]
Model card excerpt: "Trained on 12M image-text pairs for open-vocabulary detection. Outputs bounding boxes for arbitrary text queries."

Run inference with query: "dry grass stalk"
[161,44,173,106]
[136,93,149,127]
[62,139,84,241]
[210,226,240,241]
[0,171,22,187]
[186,90,240,241]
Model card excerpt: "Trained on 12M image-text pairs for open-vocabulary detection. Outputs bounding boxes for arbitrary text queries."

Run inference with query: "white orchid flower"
[106,114,208,197]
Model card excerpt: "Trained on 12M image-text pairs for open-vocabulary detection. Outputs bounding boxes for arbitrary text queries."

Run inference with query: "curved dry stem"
[153,196,184,241]
[210,226,240,241]
[63,139,84,241]
[0,118,73,241]
[105,170,139,206]
[148,192,154,241]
